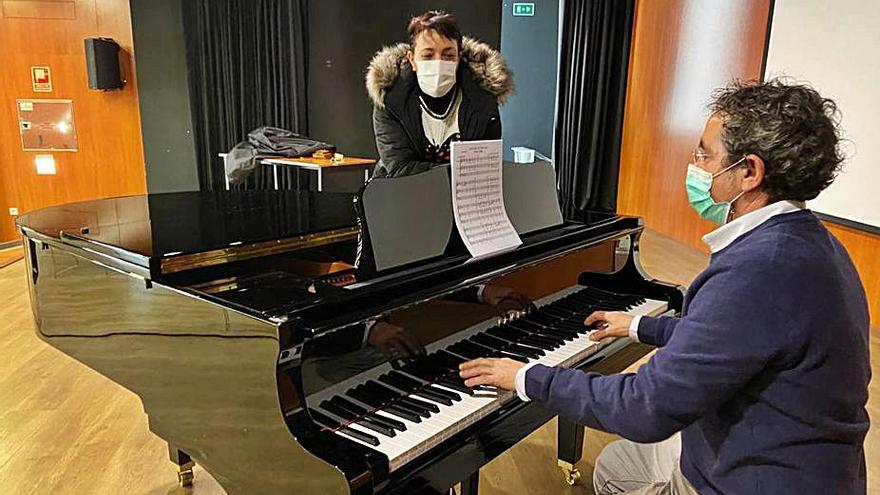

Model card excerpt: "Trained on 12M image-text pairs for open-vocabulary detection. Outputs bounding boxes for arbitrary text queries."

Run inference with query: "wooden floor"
[0,246,23,269]
[0,230,876,494]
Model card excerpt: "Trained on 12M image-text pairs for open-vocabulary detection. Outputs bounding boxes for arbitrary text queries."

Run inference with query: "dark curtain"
[555,0,635,218]
[183,0,309,191]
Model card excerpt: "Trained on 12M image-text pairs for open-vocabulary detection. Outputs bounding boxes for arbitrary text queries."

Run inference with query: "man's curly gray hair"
[709,78,845,202]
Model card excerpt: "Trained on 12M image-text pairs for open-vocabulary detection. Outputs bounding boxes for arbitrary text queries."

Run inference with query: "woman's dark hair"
[408,10,463,51]
[709,78,845,202]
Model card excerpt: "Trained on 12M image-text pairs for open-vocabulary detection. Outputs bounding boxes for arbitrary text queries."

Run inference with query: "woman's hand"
[458,358,524,391]
[585,311,634,342]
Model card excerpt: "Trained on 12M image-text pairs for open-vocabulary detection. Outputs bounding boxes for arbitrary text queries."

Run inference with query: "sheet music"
[450,140,522,258]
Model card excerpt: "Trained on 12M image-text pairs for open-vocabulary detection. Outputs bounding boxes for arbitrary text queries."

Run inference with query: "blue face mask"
[686,157,746,225]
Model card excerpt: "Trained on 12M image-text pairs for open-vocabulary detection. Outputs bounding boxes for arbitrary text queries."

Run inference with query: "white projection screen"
[764,0,880,230]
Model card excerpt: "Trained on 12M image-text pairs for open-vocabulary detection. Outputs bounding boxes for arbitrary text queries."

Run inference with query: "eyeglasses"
[692,148,711,164]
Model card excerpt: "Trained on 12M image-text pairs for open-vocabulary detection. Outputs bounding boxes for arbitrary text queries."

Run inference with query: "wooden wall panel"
[618,0,773,249]
[0,0,146,243]
[825,223,880,327]
[618,0,879,325]
[1,1,77,20]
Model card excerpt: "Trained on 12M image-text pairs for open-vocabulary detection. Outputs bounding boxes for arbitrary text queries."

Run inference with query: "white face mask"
[415,60,457,98]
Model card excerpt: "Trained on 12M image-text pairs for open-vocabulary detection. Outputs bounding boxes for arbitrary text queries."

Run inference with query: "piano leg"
[459,471,479,495]
[169,444,195,488]
[556,418,584,486]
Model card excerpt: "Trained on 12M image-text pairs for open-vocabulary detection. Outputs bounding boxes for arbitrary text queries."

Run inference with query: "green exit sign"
[513,3,535,16]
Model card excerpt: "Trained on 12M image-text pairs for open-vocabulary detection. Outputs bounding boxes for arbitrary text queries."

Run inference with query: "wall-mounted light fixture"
[35,154,57,175]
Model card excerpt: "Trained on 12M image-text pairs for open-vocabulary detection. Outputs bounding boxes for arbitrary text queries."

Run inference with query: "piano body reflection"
[17,163,683,494]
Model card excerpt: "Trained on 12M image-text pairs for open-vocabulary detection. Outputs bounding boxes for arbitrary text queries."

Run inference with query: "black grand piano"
[16,163,682,494]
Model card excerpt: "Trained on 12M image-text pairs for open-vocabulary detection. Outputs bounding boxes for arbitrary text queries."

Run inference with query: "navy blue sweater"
[525,210,871,494]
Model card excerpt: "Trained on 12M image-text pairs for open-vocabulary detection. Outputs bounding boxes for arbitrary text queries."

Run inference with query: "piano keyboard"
[307,285,668,471]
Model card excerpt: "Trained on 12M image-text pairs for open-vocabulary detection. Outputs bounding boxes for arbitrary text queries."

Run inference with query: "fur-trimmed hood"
[365,37,514,108]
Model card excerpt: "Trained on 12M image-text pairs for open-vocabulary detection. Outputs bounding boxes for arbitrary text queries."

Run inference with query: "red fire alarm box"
[31,66,52,93]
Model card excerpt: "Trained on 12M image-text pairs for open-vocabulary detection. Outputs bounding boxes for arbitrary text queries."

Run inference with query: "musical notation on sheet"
[450,140,522,258]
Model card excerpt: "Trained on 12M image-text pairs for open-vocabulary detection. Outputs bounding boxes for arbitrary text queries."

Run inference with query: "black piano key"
[391,399,431,419]
[400,357,449,382]
[490,344,532,361]
[357,417,396,438]
[542,307,578,319]
[378,373,415,392]
[564,309,595,319]
[320,400,396,438]
[364,381,406,403]
[383,371,457,405]
[401,366,436,383]
[412,388,455,406]
[399,395,439,415]
[386,370,425,388]
[561,295,606,307]
[448,340,495,360]
[383,404,423,423]
[551,318,588,330]
[545,316,587,328]
[320,400,360,421]
[329,396,368,415]
[420,382,462,402]
[520,335,558,351]
[517,318,578,336]
[311,409,341,429]
[400,360,448,383]
[499,351,530,363]
[470,333,512,352]
[446,342,482,361]
[527,312,562,322]
[339,427,380,446]
[521,331,564,345]
[555,321,590,332]
[538,328,579,341]
[329,396,407,432]
[509,321,573,340]
[312,410,380,446]
[507,343,544,359]
[437,377,475,395]
[366,412,407,432]
[581,287,621,299]
[486,326,530,341]
[347,387,387,409]
[570,288,594,298]
[433,350,467,370]
[592,300,629,310]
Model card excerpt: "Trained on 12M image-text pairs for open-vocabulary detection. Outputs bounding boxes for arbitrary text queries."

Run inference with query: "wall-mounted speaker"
[84,38,123,90]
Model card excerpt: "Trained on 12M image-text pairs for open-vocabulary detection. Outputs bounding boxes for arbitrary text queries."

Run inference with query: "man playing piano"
[459,79,870,494]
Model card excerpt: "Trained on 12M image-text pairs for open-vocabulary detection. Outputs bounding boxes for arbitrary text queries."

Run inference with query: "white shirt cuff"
[515,362,539,401]
[476,284,487,303]
[629,315,642,343]
[363,318,379,347]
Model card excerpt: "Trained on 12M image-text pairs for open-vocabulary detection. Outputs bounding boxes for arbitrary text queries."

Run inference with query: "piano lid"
[16,190,359,277]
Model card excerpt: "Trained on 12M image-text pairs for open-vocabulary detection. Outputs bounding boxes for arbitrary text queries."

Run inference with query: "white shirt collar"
[702,200,804,253]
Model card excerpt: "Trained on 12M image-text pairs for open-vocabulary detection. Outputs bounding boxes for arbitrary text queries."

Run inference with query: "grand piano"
[16,162,683,494]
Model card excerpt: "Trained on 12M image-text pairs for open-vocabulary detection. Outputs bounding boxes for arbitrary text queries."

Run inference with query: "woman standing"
[366,10,514,177]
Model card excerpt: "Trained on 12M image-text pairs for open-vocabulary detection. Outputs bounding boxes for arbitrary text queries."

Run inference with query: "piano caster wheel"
[177,461,195,488]
[558,461,581,486]
[563,468,581,486]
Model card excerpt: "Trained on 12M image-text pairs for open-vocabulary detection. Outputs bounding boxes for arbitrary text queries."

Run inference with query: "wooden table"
[220,154,377,192]
[260,156,376,192]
